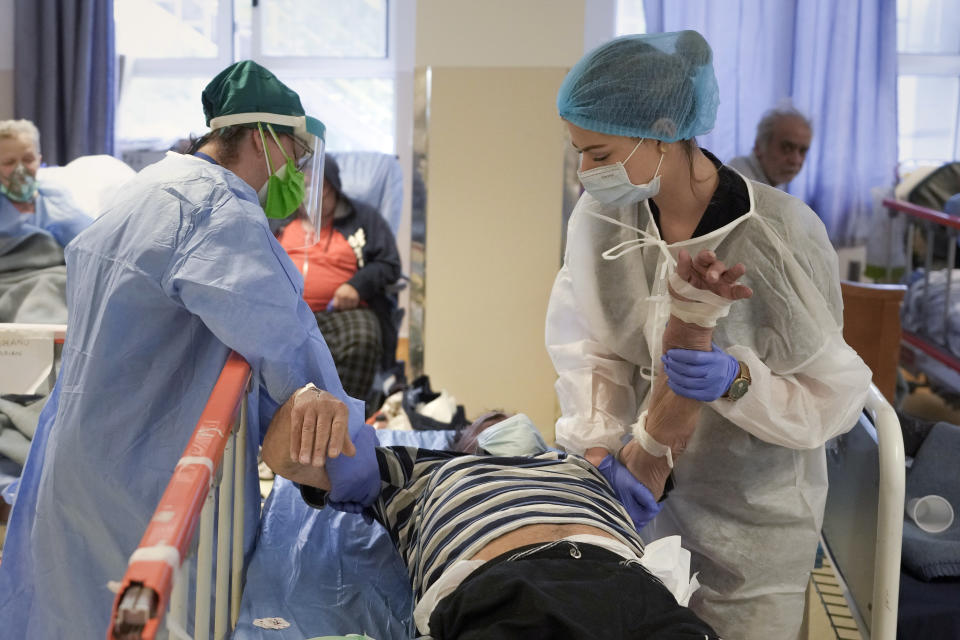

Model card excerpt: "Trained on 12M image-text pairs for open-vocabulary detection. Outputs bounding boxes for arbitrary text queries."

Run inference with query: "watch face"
[729,379,750,400]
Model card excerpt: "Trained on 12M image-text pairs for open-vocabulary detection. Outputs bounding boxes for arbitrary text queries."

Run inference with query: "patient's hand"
[662,249,753,353]
[262,385,354,490]
[673,248,753,301]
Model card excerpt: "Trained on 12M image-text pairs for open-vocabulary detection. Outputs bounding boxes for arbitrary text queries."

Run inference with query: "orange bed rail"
[108,351,251,640]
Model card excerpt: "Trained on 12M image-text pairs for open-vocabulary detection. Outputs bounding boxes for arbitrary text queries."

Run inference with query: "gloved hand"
[661,343,739,402]
[325,423,380,513]
[597,454,661,531]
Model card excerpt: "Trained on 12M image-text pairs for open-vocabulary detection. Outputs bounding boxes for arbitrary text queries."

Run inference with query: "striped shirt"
[302,447,646,604]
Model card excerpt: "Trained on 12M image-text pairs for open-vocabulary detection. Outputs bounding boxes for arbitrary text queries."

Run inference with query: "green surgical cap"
[201,60,324,142]
[557,30,719,143]
[203,60,304,125]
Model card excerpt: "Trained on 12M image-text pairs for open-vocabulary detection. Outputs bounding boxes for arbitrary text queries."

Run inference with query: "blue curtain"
[14,0,115,165]
[644,0,898,247]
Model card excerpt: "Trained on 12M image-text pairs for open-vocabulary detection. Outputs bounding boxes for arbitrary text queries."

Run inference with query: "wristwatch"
[722,361,751,400]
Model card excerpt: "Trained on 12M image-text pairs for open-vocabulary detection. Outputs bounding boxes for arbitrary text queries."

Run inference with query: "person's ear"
[249,128,265,158]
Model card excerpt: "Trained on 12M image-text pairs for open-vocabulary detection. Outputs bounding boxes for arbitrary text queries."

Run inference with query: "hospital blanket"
[234,429,456,640]
[0,231,67,494]
[0,396,46,471]
[0,231,68,324]
[902,421,960,580]
[901,269,960,360]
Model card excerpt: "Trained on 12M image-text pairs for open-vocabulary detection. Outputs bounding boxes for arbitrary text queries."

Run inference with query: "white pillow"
[37,155,136,218]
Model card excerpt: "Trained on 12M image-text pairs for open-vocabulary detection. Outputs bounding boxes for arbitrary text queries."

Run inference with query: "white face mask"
[577,139,664,206]
[477,413,549,457]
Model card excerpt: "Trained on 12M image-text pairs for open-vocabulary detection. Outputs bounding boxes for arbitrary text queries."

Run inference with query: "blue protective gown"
[0,182,94,248]
[0,152,366,638]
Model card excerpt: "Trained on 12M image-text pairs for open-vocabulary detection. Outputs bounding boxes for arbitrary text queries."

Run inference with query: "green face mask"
[257,123,306,219]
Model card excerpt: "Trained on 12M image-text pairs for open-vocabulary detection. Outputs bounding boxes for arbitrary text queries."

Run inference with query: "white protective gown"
[546,177,872,639]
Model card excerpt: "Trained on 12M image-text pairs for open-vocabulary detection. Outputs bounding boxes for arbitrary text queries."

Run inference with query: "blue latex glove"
[661,343,739,402]
[325,300,336,312]
[597,454,661,531]
[325,423,380,514]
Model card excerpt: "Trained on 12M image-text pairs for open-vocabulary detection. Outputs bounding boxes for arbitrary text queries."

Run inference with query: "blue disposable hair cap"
[557,30,720,143]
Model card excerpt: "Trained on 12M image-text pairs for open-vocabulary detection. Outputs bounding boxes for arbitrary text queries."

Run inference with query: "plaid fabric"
[314,307,383,401]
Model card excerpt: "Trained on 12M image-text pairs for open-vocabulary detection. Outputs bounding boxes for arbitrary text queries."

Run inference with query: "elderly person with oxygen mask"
[0,119,93,248]
[547,31,872,639]
[0,61,366,639]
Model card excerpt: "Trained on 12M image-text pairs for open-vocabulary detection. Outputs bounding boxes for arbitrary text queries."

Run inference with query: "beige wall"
[416,1,584,68]
[416,0,585,442]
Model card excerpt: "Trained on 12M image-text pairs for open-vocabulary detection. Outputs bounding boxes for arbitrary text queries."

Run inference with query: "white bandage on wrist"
[295,382,320,400]
[631,410,674,469]
[667,272,734,328]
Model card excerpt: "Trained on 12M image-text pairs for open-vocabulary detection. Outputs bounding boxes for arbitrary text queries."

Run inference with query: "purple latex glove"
[662,343,739,402]
[325,300,336,312]
[597,454,661,531]
[325,424,380,513]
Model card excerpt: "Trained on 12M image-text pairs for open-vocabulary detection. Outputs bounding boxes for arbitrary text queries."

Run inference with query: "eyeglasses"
[290,136,312,170]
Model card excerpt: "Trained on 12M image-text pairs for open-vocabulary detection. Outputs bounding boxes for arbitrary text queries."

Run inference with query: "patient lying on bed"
[263,249,749,639]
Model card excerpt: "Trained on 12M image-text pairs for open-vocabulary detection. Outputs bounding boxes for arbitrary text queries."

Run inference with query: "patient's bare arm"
[616,249,752,498]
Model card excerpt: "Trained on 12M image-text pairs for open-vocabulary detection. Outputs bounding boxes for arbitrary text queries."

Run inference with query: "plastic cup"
[905,495,955,534]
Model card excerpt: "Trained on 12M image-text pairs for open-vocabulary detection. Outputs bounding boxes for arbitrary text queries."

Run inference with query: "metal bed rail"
[883,198,960,356]
[864,384,906,639]
[108,351,252,640]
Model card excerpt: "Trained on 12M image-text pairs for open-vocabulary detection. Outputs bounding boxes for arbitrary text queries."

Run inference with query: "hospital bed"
[882,198,960,399]
[107,348,909,640]
[0,323,65,495]
[108,352,451,640]
[821,385,905,640]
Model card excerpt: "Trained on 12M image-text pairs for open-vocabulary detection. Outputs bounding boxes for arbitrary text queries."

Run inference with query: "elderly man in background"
[728,106,813,190]
[0,119,93,248]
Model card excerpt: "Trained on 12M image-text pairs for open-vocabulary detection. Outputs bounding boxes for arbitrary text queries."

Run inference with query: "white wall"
[0,0,14,119]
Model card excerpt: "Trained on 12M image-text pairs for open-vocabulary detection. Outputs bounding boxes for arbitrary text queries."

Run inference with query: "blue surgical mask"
[477,413,549,457]
[577,139,664,206]
[0,164,39,203]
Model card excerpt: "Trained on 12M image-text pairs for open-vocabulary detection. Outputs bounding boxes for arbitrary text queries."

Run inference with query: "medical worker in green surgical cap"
[548,31,872,639]
[0,60,375,638]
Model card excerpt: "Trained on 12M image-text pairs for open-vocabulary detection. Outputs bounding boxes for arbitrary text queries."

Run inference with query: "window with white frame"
[615,0,646,36]
[897,0,960,169]
[115,0,396,155]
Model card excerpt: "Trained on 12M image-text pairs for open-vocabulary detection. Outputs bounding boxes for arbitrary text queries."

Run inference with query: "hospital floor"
[804,554,864,639]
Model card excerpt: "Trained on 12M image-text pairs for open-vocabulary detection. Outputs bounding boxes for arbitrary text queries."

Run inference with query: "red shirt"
[279,219,358,312]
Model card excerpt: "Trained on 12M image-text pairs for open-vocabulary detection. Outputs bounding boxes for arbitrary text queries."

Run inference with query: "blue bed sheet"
[233,429,457,640]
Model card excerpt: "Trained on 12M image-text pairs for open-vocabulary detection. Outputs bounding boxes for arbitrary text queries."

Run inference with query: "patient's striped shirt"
[302,448,645,603]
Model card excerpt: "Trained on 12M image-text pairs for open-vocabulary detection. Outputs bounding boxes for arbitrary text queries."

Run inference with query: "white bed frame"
[822,384,905,639]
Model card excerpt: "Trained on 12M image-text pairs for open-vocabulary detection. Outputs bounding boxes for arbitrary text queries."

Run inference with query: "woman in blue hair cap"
[548,30,871,639]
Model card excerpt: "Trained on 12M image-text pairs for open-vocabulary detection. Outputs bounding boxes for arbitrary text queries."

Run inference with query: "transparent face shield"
[297,136,325,248]
[207,111,326,249]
